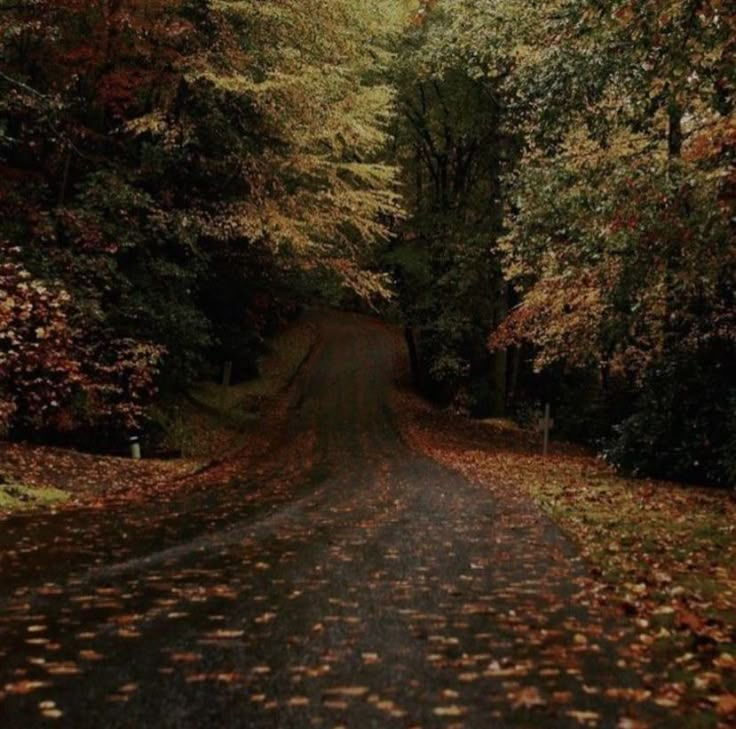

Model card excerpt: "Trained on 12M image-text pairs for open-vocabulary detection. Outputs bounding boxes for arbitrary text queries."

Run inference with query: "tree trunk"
[404,326,421,389]
[57,149,71,207]
[507,345,521,410]
[490,283,509,417]
[668,102,683,158]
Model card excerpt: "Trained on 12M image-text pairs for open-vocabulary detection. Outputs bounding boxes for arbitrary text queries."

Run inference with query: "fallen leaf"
[323,686,369,698]
[432,705,466,717]
[716,693,736,717]
[510,686,546,709]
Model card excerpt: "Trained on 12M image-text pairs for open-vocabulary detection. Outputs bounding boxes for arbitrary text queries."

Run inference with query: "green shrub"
[605,349,736,487]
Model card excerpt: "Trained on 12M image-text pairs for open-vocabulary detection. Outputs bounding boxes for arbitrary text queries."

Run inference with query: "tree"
[0,0,406,439]
[384,0,519,414]
[485,0,736,482]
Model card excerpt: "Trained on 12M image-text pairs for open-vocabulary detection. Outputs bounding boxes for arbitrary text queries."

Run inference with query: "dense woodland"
[1,0,734,485]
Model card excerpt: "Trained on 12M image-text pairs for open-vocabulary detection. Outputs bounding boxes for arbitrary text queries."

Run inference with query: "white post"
[129,436,141,460]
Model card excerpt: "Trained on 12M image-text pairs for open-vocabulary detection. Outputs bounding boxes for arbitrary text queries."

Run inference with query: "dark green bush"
[605,348,736,487]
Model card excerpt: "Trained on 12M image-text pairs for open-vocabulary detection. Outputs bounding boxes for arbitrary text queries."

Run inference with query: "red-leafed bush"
[0,255,164,437]
[0,260,81,433]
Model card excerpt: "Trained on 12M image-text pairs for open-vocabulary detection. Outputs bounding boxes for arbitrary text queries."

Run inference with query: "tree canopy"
[1,0,734,483]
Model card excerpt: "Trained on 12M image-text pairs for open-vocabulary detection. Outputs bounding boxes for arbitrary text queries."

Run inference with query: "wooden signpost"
[537,403,554,457]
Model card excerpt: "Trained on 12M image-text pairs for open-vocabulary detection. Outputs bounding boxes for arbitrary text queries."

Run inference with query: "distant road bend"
[0,312,667,727]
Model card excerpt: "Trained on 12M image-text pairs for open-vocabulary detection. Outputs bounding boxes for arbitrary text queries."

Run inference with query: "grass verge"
[0,482,70,513]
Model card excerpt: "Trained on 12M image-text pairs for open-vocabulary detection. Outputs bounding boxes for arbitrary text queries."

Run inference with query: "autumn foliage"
[0,0,403,440]
[0,252,163,435]
[387,0,735,485]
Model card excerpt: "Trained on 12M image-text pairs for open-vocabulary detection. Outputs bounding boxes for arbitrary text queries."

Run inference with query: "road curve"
[0,312,666,728]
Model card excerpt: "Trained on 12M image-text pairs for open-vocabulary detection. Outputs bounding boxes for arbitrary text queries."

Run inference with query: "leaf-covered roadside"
[0,442,204,513]
[0,319,318,514]
[395,388,736,725]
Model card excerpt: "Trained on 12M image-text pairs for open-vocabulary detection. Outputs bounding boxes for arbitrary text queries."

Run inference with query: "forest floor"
[0,319,318,514]
[396,387,736,723]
